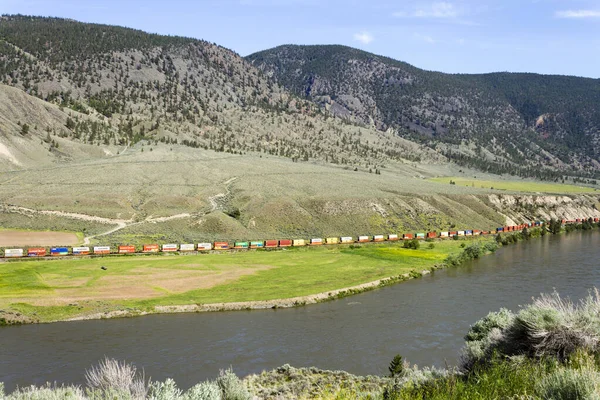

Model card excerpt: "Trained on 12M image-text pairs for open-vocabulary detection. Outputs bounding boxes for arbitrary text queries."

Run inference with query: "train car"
[416,233,426,240]
[388,234,399,241]
[449,231,458,237]
[310,238,323,245]
[292,239,306,246]
[496,227,504,232]
[119,245,136,254]
[4,249,24,258]
[465,230,473,236]
[94,246,111,255]
[426,232,436,239]
[440,231,449,238]
[179,244,195,252]
[279,239,292,247]
[403,233,414,240]
[340,236,354,244]
[51,247,69,256]
[250,241,264,249]
[162,244,178,252]
[234,242,249,249]
[72,247,90,255]
[214,242,229,250]
[143,244,160,253]
[326,237,339,245]
[473,230,481,236]
[595,218,599,223]
[265,240,278,248]
[358,235,371,243]
[457,231,465,237]
[373,235,385,242]
[197,243,213,251]
[27,247,46,257]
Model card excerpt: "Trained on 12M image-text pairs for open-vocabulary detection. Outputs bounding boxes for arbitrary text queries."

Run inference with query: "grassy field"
[429,176,598,193]
[0,239,488,323]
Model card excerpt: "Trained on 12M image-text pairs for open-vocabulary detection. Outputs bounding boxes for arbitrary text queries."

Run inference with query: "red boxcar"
[119,245,136,254]
[214,242,229,250]
[403,233,414,240]
[279,239,292,247]
[143,244,159,253]
[265,240,278,248]
[426,232,436,239]
[27,247,46,257]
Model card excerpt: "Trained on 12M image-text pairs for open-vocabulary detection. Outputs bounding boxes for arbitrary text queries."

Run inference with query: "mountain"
[247,45,600,180]
[0,15,440,171]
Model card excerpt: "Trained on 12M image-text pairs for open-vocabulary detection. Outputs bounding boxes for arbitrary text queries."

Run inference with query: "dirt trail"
[1,177,238,244]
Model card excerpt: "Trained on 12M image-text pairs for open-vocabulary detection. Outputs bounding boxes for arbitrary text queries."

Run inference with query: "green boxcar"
[234,242,249,249]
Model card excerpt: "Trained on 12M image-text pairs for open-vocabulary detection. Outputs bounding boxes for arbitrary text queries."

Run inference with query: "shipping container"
[265,240,278,248]
[457,231,465,236]
[310,238,323,245]
[440,231,449,238]
[496,227,504,232]
[162,244,178,252]
[250,241,264,249]
[358,236,371,242]
[143,244,160,253]
[403,233,414,240]
[450,231,458,237]
[473,230,481,236]
[340,236,354,243]
[179,244,195,252]
[326,237,339,245]
[72,247,90,255]
[94,246,111,254]
[119,245,136,254]
[426,232,436,239]
[465,230,473,236]
[27,247,46,257]
[416,233,426,239]
[279,239,292,247]
[214,242,229,250]
[292,239,306,247]
[51,247,69,256]
[4,248,24,258]
[234,242,249,249]
[197,243,213,251]
[373,235,385,242]
[388,234,399,241]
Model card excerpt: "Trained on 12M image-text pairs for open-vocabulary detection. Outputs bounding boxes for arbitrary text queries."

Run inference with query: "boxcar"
[403,233,414,240]
[293,239,306,246]
[143,244,160,253]
[250,241,264,249]
[340,236,354,244]
[94,246,111,254]
[388,234,399,241]
[197,243,213,251]
[310,238,323,245]
[179,244,195,252]
[214,242,229,250]
[234,242,249,249]
[51,247,69,256]
[27,247,46,257]
[162,244,178,252]
[373,235,385,242]
[265,240,278,248]
[279,239,292,247]
[358,236,371,243]
[119,245,136,254]
[72,247,90,255]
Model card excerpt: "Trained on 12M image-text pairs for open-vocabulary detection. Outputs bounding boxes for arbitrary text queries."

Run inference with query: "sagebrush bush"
[216,368,251,400]
[183,382,221,400]
[2,385,86,400]
[85,357,148,399]
[461,290,600,372]
[538,366,600,400]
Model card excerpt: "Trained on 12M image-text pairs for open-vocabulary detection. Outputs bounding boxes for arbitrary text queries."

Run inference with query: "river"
[1,231,599,391]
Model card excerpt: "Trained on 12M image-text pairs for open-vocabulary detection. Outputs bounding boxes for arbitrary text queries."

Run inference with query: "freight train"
[1,219,597,259]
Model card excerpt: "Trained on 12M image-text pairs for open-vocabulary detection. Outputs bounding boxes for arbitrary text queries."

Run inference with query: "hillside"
[0,15,441,172]
[247,45,600,180]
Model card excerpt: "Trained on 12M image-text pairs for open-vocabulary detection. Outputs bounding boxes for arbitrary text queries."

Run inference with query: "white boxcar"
[388,234,399,241]
[440,232,449,238]
[162,244,178,252]
[340,236,353,243]
[179,244,195,252]
[4,248,23,257]
[197,243,213,251]
[72,247,90,255]
[374,235,385,241]
[457,231,465,236]
[94,246,111,254]
[310,238,323,245]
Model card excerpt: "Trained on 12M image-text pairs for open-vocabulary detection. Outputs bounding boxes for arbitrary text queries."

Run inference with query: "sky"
[1,0,599,78]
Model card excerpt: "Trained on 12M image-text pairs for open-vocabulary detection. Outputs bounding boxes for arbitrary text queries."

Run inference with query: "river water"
[1,231,599,391]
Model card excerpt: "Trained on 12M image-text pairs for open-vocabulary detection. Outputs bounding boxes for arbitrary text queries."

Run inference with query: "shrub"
[148,378,182,400]
[389,355,404,377]
[3,385,86,400]
[216,368,251,400]
[403,239,420,250]
[183,382,221,400]
[537,366,600,400]
[85,357,148,399]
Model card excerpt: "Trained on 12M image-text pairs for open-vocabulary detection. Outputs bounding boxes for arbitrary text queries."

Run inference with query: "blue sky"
[1,0,599,78]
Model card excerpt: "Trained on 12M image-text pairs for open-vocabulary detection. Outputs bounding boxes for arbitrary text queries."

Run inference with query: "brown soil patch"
[0,230,79,246]
[26,264,275,306]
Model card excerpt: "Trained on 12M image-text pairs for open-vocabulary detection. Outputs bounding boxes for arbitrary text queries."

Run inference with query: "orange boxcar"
[265,240,278,248]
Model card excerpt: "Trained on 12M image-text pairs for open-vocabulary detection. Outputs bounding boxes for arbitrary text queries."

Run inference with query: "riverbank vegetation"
[4,290,600,399]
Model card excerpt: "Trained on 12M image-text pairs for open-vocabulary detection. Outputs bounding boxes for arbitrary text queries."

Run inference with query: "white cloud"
[555,9,600,18]
[353,31,374,44]
[414,33,436,44]
[394,2,459,19]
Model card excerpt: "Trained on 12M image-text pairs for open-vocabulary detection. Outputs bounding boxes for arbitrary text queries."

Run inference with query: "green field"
[428,177,597,193]
[0,239,488,323]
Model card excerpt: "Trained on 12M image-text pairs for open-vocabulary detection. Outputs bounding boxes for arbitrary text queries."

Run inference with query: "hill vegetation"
[247,45,600,181]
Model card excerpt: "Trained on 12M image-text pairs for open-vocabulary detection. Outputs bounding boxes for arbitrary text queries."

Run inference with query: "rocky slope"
[247,45,600,180]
